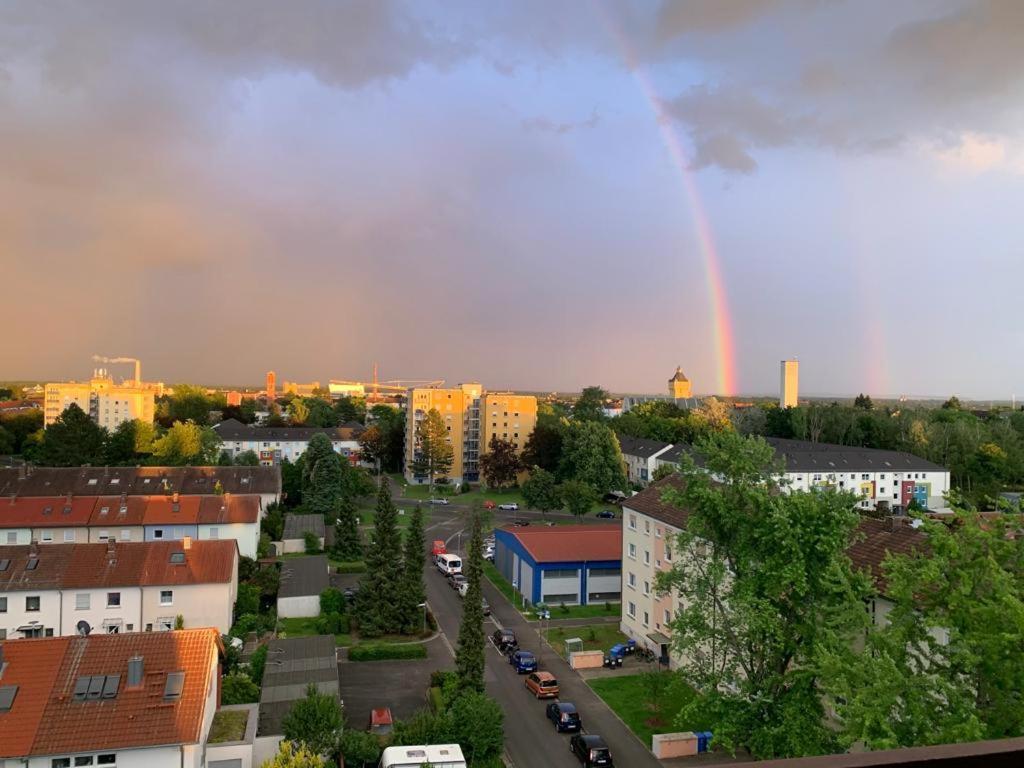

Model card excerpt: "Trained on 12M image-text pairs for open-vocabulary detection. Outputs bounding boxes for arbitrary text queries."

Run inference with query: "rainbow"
[598,12,738,396]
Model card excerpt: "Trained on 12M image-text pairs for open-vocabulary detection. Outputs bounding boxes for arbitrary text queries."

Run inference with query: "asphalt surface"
[426,511,664,768]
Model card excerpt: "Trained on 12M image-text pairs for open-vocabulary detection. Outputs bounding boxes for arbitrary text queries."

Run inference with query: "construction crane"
[92,355,141,385]
[330,363,444,399]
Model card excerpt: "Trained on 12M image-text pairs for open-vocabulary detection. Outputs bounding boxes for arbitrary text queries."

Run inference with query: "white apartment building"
[0,539,238,639]
[213,419,362,466]
[44,372,163,430]
[617,435,675,487]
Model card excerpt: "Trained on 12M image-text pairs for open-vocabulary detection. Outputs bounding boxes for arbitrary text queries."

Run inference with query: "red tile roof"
[0,628,222,757]
[0,496,98,527]
[0,540,237,592]
[501,525,622,563]
[90,496,148,525]
[0,494,259,529]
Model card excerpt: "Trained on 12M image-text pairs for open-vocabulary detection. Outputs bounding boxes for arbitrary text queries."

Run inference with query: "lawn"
[391,476,526,508]
[208,709,250,743]
[588,674,710,747]
[356,505,429,529]
[545,623,628,658]
[277,616,352,647]
[482,560,518,604]
[530,602,621,621]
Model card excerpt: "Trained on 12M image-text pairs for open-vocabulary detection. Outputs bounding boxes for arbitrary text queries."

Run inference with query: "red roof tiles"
[0,494,259,529]
[502,525,622,563]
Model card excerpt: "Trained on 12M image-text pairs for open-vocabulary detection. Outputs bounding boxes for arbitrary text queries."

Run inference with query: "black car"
[596,509,615,519]
[512,519,531,527]
[570,734,613,767]
[492,628,517,652]
[546,701,582,733]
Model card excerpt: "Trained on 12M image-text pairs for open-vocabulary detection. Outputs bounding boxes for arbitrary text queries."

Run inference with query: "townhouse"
[0,628,223,768]
[617,435,675,487]
[0,466,282,508]
[0,539,238,639]
[212,419,363,466]
[0,494,261,558]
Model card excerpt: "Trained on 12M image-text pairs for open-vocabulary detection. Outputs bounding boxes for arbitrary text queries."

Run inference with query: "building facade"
[668,367,692,399]
[213,419,362,466]
[44,373,163,430]
[617,435,674,487]
[780,359,799,408]
[404,384,537,485]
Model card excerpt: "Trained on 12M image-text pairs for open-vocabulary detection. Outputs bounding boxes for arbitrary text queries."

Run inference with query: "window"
[154,529,164,539]
[76,594,90,610]
[628,515,636,530]
[861,473,869,480]
[97,755,115,766]
[655,527,662,538]
[98,530,109,541]
[75,758,93,767]
[628,572,636,588]
[627,601,636,618]
[643,580,650,595]
[120,529,130,541]
[644,520,650,534]
[0,597,6,613]
[209,527,219,539]
[665,543,672,561]
[880,474,886,479]
[6,532,16,544]
[26,596,41,612]
[107,592,121,608]
[628,543,636,559]
[664,609,671,624]
[160,590,173,606]
[64,530,75,542]
[544,568,579,579]
[643,611,649,627]
[644,550,651,566]
[52,760,71,768]
[41,531,53,542]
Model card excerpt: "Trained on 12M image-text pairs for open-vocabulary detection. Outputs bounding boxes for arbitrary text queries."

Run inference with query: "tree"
[823,508,1024,749]
[357,425,386,471]
[35,404,108,466]
[357,482,404,636]
[104,419,156,464]
[248,645,268,685]
[853,393,875,410]
[368,405,406,472]
[0,426,13,455]
[222,671,260,704]
[942,395,962,411]
[166,384,213,426]
[521,468,562,516]
[558,479,595,522]
[235,449,259,466]
[235,583,260,618]
[448,691,505,763]
[282,684,343,757]
[337,729,382,767]
[573,385,609,422]
[455,509,486,692]
[281,457,303,508]
[411,408,454,493]
[304,434,343,516]
[657,432,870,759]
[652,464,676,482]
[479,435,521,489]
[334,396,366,425]
[302,398,337,428]
[262,502,285,541]
[151,420,221,465]
[397,506,426,634]
[521,411,565,472]
[332,496,363,561]
[558,420,627,493]
[288,399,310,425]
[260,740,326,768]
[320,587,345,615]
[303,531,320,554]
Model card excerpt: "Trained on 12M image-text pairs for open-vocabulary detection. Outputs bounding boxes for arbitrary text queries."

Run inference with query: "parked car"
[436,553,463,576]
[429,498,450,505]
[546,701,582,732]
[602,491,627,505]
[450,574,468,591]
[498,502,519,511]
[457,581,470,597]
[484,550,495,563]
[481,597,491,616]
[483,500,496,509]
[596,509,616,519]
[511,519,530,527]
[570,734,614,767]
[493,628,517,652]
[431,540,447,562]
[525,671,559,698]
[509,650,538,674]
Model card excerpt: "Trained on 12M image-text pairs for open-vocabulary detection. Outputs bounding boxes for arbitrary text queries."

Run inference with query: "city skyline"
[3,1,1023,398]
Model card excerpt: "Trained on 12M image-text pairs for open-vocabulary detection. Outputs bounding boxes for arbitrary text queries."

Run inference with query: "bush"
[429,686,445,713]
[248,644,268,686]
[222,671,260,705]
[316,612,350,635]
[231,612,275,638]
[235,583,260,618]
[334,561,367,574]
[338,729,381,766]
[348,643,428,662]
[303,530,321,554]
[320,587,345,615]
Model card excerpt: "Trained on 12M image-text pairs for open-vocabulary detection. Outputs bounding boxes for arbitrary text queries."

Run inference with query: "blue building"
[493,524,622,607]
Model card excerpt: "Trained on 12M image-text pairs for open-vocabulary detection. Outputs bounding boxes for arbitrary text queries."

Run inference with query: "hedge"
[334,561,367,574]
[348,643,428,662]
[428,686,444,713]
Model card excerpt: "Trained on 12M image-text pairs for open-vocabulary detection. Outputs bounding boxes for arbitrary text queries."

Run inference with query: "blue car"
[510,650,537,674]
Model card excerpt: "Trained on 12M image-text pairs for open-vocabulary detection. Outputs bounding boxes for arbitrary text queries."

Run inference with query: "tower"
[780,360,799,408]
[266,371,276,401]
[668,367,692,399]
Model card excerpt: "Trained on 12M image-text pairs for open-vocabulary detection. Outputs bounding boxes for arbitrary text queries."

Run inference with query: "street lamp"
[418,602,427,634]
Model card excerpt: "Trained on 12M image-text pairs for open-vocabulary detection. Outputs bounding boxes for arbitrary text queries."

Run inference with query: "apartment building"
[0,494,261,558]
[404,384,538,485]
[0,466,282,508]
[0,628,223,768]
[617,435,675,486]
[44,373,163,429]
[212,419,363,466]
[0,539,238,639]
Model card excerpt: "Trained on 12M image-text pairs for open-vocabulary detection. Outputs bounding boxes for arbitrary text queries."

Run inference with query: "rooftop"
[213,419,363,442]
[282,514,326,540]
[257,635,339,736]
[616,434,673,459]
[0,494,260,528]
[499,525,622,563]
[0,466,281,498]
[277,555,329,598]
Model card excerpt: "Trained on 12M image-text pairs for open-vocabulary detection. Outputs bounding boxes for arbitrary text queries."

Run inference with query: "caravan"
[379,744,466,768]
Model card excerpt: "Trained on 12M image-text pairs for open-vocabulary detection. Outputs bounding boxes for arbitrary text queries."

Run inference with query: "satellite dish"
[77,620,92,636]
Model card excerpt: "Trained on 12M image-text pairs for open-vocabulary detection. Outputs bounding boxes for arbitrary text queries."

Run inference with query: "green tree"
[260,741,326,768]
[319,587,346,615]
[657,432,870,760]
[479,435,521,489]
[357,482,404,636]
[824,508,1024,748]
[521,410,565,472]
[302,398,337,428]
[334,396,366,424]
[652,464,676,482]
[304,434,343,517]
[303,531,321,554]
[558,420,627,493]
[357,425,386,471]
[288,399,310,425]
[368,405,406,472]
[853,393,875,410]
[235,583,260,618]
[332,496,363,561]
[558,479,595,521]
[282,684,343,757]
[151,421,222,465]
[455,508,486,693]
[222,671,260,704]
[398,506,427,634]
[235,449,259,466]
[411,408,454,493]
[166,384,213,426]
[104,419,156,464]
[35,404,107,466]
[448,691,505,763]
[248,645,268,685]
[573,385,609,422]
[280,457,303,508]
[942,395,963,410]
[0,426,13,455]
[521,468,562,516]
[262,502,285,541]
[337,729,381,767]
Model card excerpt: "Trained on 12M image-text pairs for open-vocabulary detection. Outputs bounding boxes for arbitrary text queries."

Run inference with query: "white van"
[436,553,463,576]
[379,744,466,768]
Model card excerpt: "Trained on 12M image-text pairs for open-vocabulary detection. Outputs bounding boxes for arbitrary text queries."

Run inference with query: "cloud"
[522,109,600,135]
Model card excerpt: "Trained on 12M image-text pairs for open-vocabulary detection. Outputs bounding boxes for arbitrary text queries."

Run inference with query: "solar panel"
[101,674,120,699]
[164,671,185,700]
[73,677,90,701]
[87,675,105,700]
[0,685,17,712]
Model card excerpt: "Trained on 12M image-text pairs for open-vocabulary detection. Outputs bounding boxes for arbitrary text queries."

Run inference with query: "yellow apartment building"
[780,359,799,408]
[45,373,162,430]
[404,383,537,486]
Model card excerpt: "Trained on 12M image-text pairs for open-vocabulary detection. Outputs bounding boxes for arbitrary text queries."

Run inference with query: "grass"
[208,709,250,743]
[392,476,527,508]
[276,616,352,647]
[545,623,629,658]
[530,602,621,621]
[356,505,429,529]
[481,561,619,621]
[348,642,428,662]
[482,560,517,604]
[588,674,710,747]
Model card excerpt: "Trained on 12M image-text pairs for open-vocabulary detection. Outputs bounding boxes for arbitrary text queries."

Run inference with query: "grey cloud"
[522,110,600,135]
[654,0,791,38]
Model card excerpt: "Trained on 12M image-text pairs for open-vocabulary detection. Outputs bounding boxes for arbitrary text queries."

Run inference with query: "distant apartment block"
[780,358,799,408]
[404,384,537,485]
[44,372,164,430]
[0,539,238,639]
[212,419,363,466]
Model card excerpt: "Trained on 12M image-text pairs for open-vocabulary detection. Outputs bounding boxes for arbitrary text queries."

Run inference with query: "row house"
[0,539,238,639]
[212,419,363,467]
[0,628,223,768]
[0,494,260,558]
[617,435,675,487]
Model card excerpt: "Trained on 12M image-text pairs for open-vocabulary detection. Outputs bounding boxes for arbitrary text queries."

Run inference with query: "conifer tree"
[357,482,404,636]
[332,496,363,562]
[411,408,454,494]
[398,505,426,633]
[455,508,485,692]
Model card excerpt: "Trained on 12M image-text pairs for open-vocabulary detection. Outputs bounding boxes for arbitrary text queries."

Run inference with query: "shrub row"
[334,561,367,574]
[348,642,428,662]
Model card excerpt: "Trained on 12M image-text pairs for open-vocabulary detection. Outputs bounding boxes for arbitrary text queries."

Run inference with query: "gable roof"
[282,514,326,540]
[0,466,281,498]
[621,475,690,530]
[212,420,363,442]
[0,628,222,758]
[0,494,259,529]
[257,635,339,736]
[499,525,621,563]
[615,434,673,460]
[278,555,329,598]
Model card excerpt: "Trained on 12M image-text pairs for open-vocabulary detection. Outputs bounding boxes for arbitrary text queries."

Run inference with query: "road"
[425,511,663,768]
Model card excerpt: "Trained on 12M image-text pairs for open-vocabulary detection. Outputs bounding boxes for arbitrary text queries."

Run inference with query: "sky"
[2,0,1023,399]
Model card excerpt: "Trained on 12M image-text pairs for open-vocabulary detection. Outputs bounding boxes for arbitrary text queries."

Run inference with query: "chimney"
[127,655,144,688]
[29,541,38,556]
[183,536,192,550]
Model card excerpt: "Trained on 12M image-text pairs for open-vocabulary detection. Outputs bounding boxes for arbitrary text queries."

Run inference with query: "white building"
[277,556,329,618]
[213,419,363,466]
[0,539,238,639]
[0,628,223,768]
[44,372,164,430]
[617,435,675,487]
